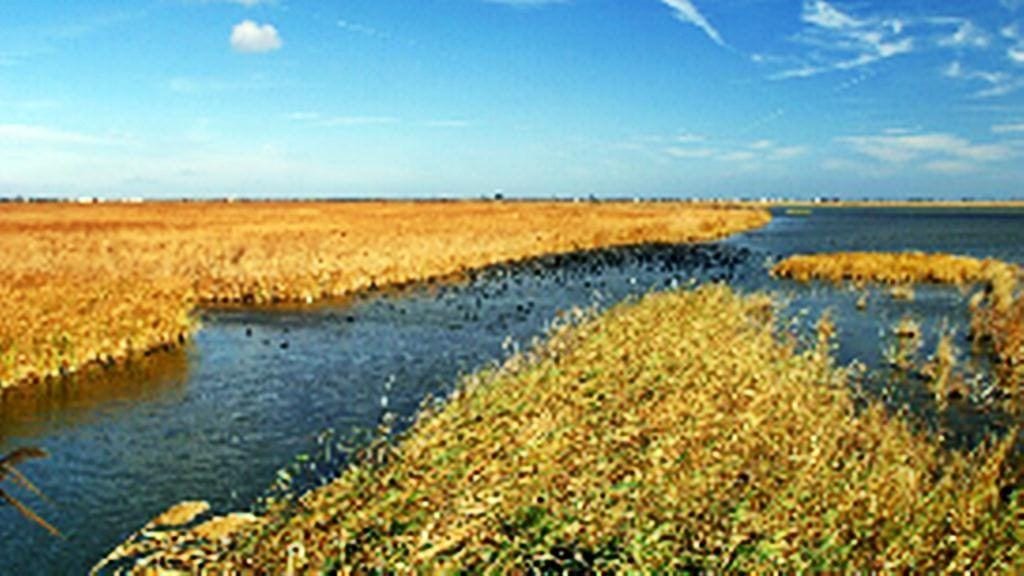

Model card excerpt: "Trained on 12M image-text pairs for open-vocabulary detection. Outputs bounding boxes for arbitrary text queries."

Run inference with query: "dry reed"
[773,251,1024,386]
[772,251,1017,287]
[0,202,770,389]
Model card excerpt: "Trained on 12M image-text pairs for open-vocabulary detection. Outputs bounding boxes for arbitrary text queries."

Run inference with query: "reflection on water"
[0,350,189,443]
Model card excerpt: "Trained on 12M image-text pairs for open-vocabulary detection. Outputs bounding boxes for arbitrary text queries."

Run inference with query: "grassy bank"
[0,202,770,389]
[142,285,1021,573]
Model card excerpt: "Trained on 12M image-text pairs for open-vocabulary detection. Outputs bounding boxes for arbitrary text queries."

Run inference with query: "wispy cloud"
[675,132,706,144]
[943,60,1024,98]
[337,19,391,41]
[230,20,282,53]
[482,0,727,48]
[666,146,716,159]
[838,131,1014,173]
[993,122,1024,133]
[287,113,400,127]
[323,116,399,127]
[803,0,863,29]
[666,138,806,163]
[658,0,725,47]
[771,1,913,79]
[923,160,978,174]
[938,21,991,49]
[424,120,471,128]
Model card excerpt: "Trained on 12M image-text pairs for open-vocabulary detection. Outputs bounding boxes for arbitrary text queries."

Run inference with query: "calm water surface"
[2,207,1024,574]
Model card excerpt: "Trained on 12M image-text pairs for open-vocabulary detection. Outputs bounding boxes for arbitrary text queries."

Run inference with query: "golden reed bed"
[772,251,1019,287]
[773,251,1024,376]
[0,201,770,388]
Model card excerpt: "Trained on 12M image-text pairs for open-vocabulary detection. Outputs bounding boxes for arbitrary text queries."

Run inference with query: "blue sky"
[2,0,1024,199]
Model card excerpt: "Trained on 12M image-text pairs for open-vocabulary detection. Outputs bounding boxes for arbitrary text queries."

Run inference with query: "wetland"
[1,205,1023,572]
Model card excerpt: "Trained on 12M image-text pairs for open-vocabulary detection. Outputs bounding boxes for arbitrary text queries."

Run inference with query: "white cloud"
[424,120,470,128]
[839,132,1013,166]
[772,1,914,79]
[772,145,808,159]
[322,116,399,127]
[718,150,757,162]
[993,122,1024,133]
[665,138,806,163]
[286,113,400,128]
[803,0,862,29]
[230,20,282,53]
[944,60,1023,97]
[337,19,390,41]
[659,0,725,47]
[0,124,116,146]
[924,160,976,174]
[767,3,1018,86]
[666,146,716,159]
[939,21,991,49]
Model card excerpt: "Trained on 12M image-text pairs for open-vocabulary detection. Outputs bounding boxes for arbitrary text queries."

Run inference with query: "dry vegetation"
[0,201,770,389]
[773,252,1024,383]
[140,285,1021,573]
[772,251,1017,286]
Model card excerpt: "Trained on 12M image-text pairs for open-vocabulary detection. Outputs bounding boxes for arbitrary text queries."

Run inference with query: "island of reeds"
[98,285,1023,573]
[773,251,1023,381]
[0,201,770,389]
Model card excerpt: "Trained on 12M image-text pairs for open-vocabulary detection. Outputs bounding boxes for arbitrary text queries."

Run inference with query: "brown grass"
[0,201,770,389]
[772,252,1018,287]
[143,285,1022,573]
[773,252,1024,382]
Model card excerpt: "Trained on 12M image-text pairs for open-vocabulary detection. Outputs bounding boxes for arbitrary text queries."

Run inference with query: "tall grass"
[150,285,1021,573]
[772,251,1017,286]
[0,202,770,389]
[774,251,1024,391]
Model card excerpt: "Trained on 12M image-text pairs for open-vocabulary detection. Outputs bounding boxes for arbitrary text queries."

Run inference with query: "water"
[2,207,1024,574]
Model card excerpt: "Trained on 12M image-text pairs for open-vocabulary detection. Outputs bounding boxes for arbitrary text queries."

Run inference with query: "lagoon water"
[2,207,1024,574]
